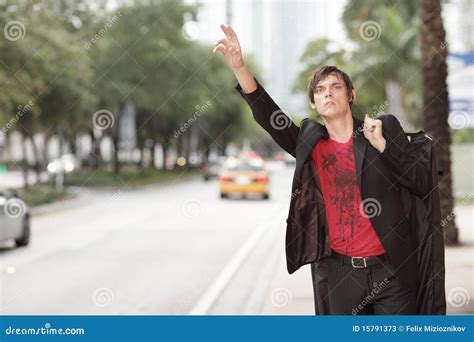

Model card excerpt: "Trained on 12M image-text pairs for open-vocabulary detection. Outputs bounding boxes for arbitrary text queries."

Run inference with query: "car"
[218,157,270,199]
[0,190,30,247]
[201,156,226,181]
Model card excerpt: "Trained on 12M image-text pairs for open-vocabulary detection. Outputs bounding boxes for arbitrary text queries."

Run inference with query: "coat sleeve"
[235,78,299,157]
[378,114,432,197]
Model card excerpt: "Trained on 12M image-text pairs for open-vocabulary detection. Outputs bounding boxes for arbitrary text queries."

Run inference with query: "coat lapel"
[297,119,328,164]
[352,116,367,191]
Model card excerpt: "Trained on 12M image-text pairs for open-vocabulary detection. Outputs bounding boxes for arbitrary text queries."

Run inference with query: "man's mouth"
[325,101,335,106]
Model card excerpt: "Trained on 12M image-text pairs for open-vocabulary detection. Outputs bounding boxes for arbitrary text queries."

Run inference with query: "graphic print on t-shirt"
[320,146,358,243]
[312,137,385,257]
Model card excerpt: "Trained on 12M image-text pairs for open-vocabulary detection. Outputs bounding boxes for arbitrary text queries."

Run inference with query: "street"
[0,162,293,315]
[1,162,472,315]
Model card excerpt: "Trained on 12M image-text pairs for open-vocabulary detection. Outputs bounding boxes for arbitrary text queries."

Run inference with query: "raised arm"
[213,25,299,157]
[213,24,256,94]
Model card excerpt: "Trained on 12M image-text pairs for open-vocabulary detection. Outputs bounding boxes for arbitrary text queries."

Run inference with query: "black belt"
[331,251,388,268]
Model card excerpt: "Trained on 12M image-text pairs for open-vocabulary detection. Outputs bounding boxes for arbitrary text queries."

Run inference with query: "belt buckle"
[351,257,367,268]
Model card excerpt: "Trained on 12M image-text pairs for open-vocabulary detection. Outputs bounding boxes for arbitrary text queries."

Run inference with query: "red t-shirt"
[311,136,385,257]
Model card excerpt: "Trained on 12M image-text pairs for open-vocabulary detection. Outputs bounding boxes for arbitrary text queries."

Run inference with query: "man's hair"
[307,66,355,107]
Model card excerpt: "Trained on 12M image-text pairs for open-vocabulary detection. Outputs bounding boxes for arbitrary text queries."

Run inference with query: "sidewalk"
[260,205,474,315]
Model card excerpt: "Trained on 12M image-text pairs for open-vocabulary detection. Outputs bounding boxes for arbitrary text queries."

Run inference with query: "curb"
[29,195,93,217]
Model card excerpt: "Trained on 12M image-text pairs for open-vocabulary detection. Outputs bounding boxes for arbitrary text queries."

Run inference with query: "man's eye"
[316,89,323,93]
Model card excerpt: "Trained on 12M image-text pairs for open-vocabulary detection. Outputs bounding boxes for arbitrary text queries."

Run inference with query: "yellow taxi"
[218,157,269,199]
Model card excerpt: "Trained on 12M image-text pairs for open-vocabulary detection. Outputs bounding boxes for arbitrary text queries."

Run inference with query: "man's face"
[310,73,355,119]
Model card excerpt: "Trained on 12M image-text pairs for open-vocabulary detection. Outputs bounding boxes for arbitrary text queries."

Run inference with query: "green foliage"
[294,0,422,124]
[0,0,251,172]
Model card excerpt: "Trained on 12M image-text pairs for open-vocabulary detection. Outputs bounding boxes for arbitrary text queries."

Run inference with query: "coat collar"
[298,115,367,190]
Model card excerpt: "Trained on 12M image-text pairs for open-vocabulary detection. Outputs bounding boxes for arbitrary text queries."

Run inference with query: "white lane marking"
[188,203,284,315]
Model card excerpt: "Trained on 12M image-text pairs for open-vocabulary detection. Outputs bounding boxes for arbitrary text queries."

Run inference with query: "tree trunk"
[30,135,41,183]
[112,134,120,174]
[111,105,123,175]
[150,139,156,169]
[88,128,101,169]
[161,141,168,170]
[21,133,29,190]
[136,138,145,168]
[420,0,458,244]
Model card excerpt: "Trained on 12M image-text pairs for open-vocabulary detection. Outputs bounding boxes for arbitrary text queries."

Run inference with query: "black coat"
[236,79,446,315]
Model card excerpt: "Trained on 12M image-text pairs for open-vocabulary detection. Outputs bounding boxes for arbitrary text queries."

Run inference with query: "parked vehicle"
[0,190,30,247]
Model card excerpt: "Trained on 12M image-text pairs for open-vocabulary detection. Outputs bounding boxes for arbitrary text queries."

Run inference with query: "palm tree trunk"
[420,0,458,244]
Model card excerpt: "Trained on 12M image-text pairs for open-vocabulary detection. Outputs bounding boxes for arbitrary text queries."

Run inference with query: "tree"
[420,0,458,244]
[342,0,421,130]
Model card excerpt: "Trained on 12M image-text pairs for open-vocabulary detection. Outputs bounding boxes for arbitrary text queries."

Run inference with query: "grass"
[45,166,202,188]
[12,166,201,207]
[13,185,73,208]
[454,195,474,207]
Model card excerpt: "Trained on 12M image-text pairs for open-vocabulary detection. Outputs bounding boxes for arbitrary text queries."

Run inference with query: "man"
[213,24,435,315]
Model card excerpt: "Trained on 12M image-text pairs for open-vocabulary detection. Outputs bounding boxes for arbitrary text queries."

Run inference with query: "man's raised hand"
[213,24,244,71]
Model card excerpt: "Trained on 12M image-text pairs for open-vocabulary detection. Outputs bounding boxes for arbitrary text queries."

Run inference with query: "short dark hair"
[307,66,354,107]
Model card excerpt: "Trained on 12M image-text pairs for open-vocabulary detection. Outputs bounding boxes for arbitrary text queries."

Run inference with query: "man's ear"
[310,101,316,110]
[349,89,356,103]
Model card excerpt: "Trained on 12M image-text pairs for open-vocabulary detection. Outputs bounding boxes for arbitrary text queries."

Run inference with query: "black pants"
[322,253,416,315]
